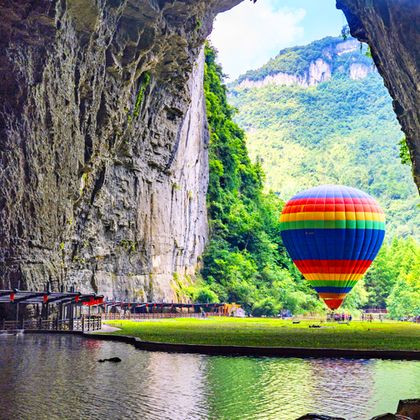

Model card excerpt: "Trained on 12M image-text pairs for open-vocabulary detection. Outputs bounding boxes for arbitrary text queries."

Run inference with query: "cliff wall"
[0,0,418,301]
[0,0,240,300]
[236,39,374,90]
[337,0,420,191]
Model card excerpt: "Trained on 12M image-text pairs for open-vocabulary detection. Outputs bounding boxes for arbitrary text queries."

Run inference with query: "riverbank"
[103,317,420,351]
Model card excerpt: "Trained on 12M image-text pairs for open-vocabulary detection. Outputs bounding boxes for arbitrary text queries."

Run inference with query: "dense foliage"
[399,137,412,166]
[229,39,419,240]
[200,43,419,319]
[365,237,420,317]
[200,45,322,316]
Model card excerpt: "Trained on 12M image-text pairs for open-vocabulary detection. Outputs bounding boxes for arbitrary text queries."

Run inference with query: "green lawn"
[104,317,420,351]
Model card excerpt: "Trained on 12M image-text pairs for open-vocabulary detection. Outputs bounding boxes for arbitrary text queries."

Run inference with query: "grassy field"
[104,317,420,351]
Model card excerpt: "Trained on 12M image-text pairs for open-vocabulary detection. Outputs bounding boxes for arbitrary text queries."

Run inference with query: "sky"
[209,0,346,80]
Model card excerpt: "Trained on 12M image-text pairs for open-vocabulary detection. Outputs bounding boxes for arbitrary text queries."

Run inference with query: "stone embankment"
[297,398,420,420]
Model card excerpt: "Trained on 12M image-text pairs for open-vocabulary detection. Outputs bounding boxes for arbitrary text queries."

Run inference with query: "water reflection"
[306,359,375,419]
[0,335,419,420]
[368,359,420,418]
[205,357,378,419]
[206,357,314,419]
[142,352,209,419]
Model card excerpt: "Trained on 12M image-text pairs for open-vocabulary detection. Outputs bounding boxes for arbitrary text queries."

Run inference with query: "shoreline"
[11,329,420,361]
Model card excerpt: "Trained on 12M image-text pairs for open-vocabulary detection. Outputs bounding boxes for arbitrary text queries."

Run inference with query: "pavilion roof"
[0,290,103,305]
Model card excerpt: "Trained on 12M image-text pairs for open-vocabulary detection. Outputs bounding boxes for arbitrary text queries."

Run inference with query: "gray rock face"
[0,0,241,300]
[0,0,418,302]
[337,0,420,192]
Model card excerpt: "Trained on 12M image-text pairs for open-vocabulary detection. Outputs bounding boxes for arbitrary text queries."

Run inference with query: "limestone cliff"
[0,0,241,300]
[336,0,420,192]
[0,0,418,302]
[235,38,374,90]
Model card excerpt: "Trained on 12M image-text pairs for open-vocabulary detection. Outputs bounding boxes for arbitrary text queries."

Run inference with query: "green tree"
[201,44,319,314]
[399,137,411,166]
[385,238,420,318]
[365,237,420,311]
[252,297,281,317]
[192,286,220,304]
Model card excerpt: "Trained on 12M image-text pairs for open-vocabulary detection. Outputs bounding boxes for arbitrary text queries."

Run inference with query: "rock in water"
[98,357,122,363]
[296,414,345,420]
[370,414,399,420]
[397,399,420,419]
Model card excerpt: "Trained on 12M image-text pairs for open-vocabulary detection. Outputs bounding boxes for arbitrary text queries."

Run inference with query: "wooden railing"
[102,312,221,321]
[1,320,23,331]
[81,315,102,332]
[0,316,102,332]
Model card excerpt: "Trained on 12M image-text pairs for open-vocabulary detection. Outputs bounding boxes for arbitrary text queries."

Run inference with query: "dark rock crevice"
[0,0,241,299]
[336,0,420,192]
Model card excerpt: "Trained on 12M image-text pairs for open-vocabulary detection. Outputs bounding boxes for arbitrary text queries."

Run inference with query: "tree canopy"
[200,44,322,316]
[199,43,419,319]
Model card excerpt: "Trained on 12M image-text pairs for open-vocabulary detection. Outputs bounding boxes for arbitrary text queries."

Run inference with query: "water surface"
[0,334,419,419]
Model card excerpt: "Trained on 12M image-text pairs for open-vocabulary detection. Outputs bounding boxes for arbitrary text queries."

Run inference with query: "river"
[0,334,419,419]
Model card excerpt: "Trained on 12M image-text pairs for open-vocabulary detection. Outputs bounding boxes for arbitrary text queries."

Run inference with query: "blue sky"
[210,0,346,80]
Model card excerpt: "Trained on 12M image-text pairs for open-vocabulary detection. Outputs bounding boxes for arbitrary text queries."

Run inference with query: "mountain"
[228,36,419,240]
[235,37,373,88]
[199,45,322,314]
[202,44,419,316]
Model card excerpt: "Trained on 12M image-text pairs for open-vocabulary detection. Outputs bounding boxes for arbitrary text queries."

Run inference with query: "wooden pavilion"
[0,287,104,332]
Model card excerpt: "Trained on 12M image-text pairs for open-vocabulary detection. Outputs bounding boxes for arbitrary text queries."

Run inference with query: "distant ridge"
[233,36,374,89]
[228,36,419,240]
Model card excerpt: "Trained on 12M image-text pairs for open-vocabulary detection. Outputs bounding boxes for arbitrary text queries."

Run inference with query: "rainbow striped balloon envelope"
[279,185,385,310]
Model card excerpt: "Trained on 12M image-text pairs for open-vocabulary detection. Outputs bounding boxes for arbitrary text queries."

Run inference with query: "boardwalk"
[0,288,104,332]
[0,288,234,332]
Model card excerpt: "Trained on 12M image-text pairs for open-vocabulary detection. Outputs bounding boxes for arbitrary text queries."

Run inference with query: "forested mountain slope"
[198,38,420,315]
[228,37,419,240]
[199,45,322,315]
[201,43,419,316]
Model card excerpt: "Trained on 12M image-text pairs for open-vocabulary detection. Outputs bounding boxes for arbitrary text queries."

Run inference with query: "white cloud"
[209,0,306,80]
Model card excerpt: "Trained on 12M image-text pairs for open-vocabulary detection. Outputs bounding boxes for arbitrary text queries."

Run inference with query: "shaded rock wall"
[1,0,418,302]
[0,0,241,300]
[336,0,420,192]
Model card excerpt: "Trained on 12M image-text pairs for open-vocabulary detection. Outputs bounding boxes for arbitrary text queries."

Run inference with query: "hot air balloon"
[279,185,385,310]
